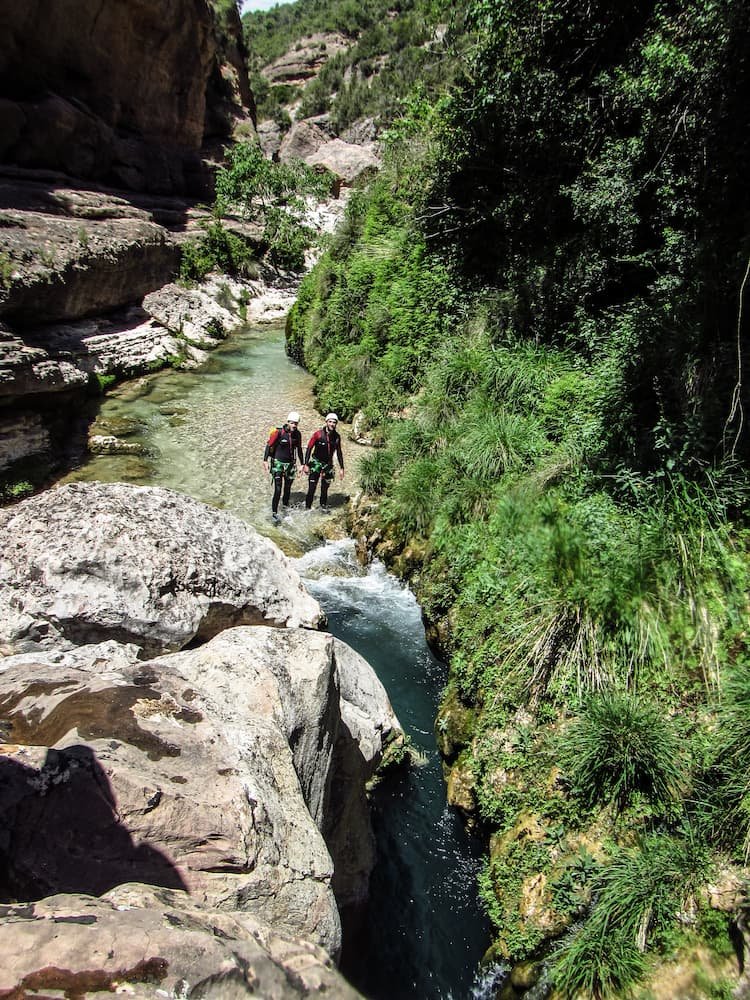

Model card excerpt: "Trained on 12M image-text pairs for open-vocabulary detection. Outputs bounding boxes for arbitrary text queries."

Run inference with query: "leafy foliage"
[429,0,750,470]
[180,220,257,282]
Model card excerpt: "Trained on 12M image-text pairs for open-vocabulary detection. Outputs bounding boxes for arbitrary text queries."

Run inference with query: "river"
[62,321,494,998]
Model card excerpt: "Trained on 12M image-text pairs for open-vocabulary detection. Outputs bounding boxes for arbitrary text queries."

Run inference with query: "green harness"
[309,457,334,480]
[271,459,296,479]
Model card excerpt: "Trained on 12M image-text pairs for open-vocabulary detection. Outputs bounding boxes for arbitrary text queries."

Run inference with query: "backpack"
[267,426,282,454]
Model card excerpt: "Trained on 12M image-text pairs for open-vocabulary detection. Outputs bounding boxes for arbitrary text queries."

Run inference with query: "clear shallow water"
[65,323,493,997]
[62,323,355,550]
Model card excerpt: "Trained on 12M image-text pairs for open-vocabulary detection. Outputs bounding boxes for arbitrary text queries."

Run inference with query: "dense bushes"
[285,0,750,992]
[288,104,460,417]
[180,142,332,280]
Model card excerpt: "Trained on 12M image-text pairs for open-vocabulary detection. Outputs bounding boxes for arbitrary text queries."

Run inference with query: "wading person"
[304,413,344,512]
[263,411,303,522]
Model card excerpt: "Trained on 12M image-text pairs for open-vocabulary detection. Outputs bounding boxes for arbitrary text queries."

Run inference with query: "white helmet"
[287,411,300,423]
[325,413,339,423]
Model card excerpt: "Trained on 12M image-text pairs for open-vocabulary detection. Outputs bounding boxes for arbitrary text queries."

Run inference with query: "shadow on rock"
[0,743,186,902]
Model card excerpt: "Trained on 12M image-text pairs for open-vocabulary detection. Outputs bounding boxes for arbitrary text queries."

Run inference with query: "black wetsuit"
[264,423,303,514]
[304,426,344,509]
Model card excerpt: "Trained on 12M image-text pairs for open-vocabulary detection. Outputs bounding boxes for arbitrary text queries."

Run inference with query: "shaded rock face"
[0,0,247,196]
[0,887,362,999]
[0,626,400,947]
[0,482,323,656]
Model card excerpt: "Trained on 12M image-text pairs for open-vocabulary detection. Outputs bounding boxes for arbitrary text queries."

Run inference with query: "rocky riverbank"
[0,168,310,496]
[0,481,403,996]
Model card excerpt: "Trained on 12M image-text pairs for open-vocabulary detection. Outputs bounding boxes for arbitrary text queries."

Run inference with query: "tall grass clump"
[382,456,442,537]
[551,833,711,998]
[358,449,397,495]
[558,691,687,814]
[699,652,750,859]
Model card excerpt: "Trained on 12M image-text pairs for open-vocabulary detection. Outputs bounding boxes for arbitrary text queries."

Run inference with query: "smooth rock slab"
[0,627,400,954]
[0,885,363,998]
[0,482,323,656]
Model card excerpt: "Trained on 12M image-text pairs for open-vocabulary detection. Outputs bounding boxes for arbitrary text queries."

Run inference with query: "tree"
[215,141,332,269]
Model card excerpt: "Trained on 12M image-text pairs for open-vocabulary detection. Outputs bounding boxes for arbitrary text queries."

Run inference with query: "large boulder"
[0,886,362,998]
[278,124,380,186]
[0,626,401,955]
[0,482,323,656]
[307,140,380,186]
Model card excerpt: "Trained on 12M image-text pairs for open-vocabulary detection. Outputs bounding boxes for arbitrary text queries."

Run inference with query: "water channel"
[62,321,493,998]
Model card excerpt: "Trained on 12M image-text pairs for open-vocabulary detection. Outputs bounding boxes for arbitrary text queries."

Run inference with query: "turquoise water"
[66,323,493,997]
[296,542,493,998]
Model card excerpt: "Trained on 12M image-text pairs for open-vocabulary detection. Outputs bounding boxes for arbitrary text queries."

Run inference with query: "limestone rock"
[0,482,323,656]
[307,140,381,186]
[143,281,244,349]
[0,625,400,955]
[277,123,380,186]
[341,118,379,145]
[349,409,381,446]
[0,886,362,998]
[258,120,284,160]
[0,182,181,327]
[262,33,352,87]
[279,121,330,163]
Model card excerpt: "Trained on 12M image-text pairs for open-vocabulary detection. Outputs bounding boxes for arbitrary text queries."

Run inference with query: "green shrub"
[179,221,256,282]
[383,456,440,537]
[700,650,750,858]
[552,833,710,997]
[93,372,117,393]
[0,479,34,503]
[558,691,686,814]
[358,449,396,495]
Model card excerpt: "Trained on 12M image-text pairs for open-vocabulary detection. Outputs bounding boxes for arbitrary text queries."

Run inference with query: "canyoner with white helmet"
[263,411,304,521]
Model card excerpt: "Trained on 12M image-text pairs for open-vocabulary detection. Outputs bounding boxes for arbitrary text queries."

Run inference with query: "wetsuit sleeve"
[335,436,344,469]
[295,430,304,464]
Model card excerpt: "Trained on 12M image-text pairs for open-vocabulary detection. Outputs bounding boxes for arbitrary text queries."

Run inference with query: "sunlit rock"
[0,886,362,998]
[0,482,323,656]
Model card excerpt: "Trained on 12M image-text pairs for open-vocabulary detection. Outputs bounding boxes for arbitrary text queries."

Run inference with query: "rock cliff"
[0,482,402,995]
[0,0,254,196]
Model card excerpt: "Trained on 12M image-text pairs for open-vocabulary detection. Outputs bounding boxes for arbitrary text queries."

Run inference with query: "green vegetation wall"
[289,0,750,994]
[429,0,750,471]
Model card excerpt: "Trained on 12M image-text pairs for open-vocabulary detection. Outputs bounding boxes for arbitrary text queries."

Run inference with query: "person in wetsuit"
[263,411,304,522]
[304,412,345,511]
